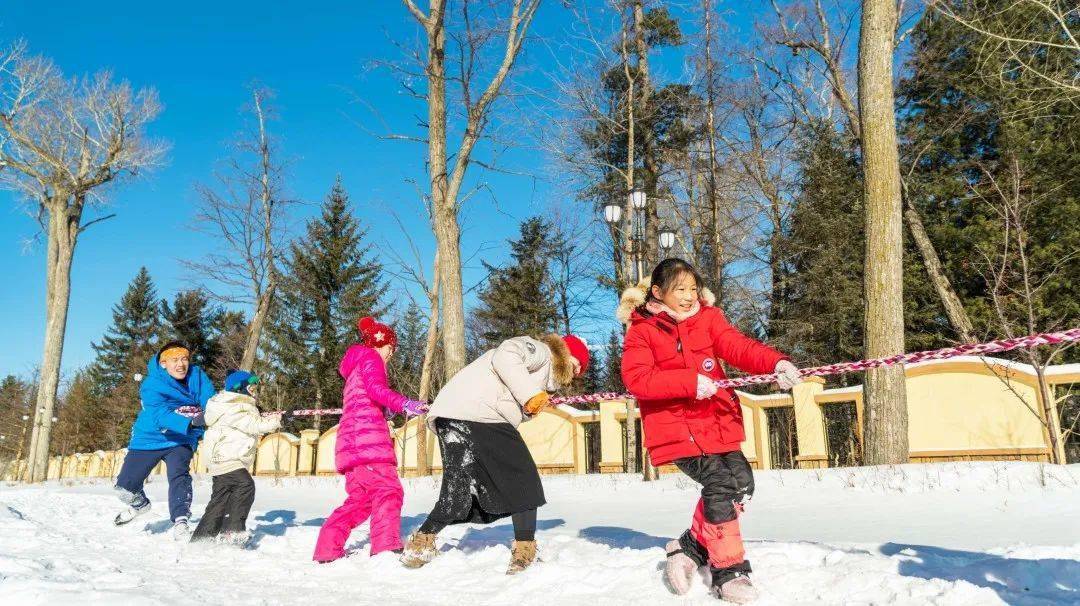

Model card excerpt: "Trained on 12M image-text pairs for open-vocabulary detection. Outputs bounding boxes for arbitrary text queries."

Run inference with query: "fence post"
[792,377,828,469]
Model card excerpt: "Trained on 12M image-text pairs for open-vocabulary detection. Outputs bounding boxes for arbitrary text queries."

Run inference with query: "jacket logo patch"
[702,358,716,372]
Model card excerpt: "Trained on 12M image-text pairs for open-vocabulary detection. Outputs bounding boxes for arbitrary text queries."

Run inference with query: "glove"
[524,392,550,416]
[175,406,205,427]
[696,375,719,400]
[774,359,802,391]
[278,410,294,423]
[403,400,429,418]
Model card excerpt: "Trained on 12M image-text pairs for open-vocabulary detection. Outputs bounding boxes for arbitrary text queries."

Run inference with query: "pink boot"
[664,539,698,595]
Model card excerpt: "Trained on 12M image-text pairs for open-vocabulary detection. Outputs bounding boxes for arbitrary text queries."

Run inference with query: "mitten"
[403,400,429,417]
[696,374,719,400]
[524,392,550,416]
[774,359,802,391]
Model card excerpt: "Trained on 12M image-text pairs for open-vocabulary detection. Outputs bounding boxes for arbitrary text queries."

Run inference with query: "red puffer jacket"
[621,305,787,466]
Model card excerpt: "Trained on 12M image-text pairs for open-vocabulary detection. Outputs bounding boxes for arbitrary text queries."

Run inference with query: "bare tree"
[765,0,977,344]
[402,0,542,377]
[384,218,443,476]
[0,43,166,482]
[929,0,1080,110]
[858,0,909,465]
[187,87,291,372]
[972,157,1077,464]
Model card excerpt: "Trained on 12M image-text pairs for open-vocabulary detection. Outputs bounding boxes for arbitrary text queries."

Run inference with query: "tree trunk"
[858,0,909,466]
[634,0,660,272]
[312,356,324,432]
[240,283,275,372]
[808,4,976,348]
[26,205,78,482]
[703,0,723,300]
[420,6,467,379]
[903,201,976,343]
[416,256,442,476]
[620,9,639,477]
[1032,364,1062,464]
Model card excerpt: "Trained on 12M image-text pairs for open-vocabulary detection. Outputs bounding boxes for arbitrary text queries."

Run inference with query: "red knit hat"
[357,316,397,348]
[562,334,590,376]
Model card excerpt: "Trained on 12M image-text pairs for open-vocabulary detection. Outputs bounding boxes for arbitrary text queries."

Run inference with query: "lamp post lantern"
[659,225,676,252]
[602,203,622,226]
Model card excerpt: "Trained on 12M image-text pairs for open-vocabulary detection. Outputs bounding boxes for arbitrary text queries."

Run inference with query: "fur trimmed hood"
[539,333,576,388]
[615,278,716,325]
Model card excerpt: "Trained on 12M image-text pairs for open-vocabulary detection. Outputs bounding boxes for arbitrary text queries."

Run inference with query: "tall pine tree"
[87,267,162,447]
[474,217,559,350]
[267,179,384,423]
[89,267,161,394]
[899,8,1080,354]
[161,289,219,372]
[388,301,427,399]
[602,330,624,393]
[774,122,865,369]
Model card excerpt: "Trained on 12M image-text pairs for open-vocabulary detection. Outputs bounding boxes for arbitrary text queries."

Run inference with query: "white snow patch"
[0,462,1077,605]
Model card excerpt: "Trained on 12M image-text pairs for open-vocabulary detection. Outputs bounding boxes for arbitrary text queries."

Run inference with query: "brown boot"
[506,540,537,575]
[400,531,438,569]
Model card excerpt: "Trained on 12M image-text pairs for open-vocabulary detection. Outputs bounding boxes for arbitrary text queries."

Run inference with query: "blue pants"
[115,445,194,522]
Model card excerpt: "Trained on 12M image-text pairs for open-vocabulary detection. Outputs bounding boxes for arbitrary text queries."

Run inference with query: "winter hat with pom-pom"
[561,334,590,376]
[357,316,397,348]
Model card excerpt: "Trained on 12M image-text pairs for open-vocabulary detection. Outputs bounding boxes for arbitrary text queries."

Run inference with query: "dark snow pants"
[191,468,256,541]
[674,451,754,585]
[114,445,194,522]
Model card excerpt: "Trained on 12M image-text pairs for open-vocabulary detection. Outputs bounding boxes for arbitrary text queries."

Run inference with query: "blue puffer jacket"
[127,355,216,451]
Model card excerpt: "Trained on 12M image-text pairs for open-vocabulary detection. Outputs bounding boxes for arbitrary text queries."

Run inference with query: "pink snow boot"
[664,539,698,595]
[714,573,759,604]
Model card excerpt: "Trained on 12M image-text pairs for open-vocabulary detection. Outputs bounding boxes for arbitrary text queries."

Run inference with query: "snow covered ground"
[1,462,1078,605]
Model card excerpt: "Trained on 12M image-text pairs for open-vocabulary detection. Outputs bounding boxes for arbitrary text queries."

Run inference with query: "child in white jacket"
[190,371,283,544]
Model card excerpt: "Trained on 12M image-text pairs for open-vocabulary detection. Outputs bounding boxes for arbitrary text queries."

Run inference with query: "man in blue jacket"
[113,341,216,539]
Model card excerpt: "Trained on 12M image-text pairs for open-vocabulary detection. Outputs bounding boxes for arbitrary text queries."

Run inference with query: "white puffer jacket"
[427,334,576,429]
[201,391,281,476]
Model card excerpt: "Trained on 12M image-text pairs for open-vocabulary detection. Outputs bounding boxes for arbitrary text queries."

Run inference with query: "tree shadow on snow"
[881,543,1079,605]
[578,526,669,550]
[453,518,566,553]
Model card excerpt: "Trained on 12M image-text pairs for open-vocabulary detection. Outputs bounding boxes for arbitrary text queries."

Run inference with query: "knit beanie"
[225,370,259,394]
[358,316,397,348]
[562,335,590,376]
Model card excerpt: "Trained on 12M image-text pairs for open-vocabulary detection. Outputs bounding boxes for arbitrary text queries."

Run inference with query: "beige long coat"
[428,334,576,429]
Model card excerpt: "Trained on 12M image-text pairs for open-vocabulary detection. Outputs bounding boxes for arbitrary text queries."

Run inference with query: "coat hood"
[140,353,212,408]
[340,343,378,379]
[616,278,716,325]
[539,333,576,388]
[205,391,258,426]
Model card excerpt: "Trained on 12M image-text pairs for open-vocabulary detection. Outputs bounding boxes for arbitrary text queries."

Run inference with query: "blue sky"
[0,1,764,378]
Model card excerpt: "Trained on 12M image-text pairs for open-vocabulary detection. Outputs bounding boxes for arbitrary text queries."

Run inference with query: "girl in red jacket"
[620,258,801,603]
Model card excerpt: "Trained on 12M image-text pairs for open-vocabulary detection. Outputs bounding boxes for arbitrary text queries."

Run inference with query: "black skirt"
[428,417,546,525]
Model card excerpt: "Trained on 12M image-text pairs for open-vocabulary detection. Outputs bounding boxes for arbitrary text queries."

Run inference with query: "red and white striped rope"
[277,327,1079,415]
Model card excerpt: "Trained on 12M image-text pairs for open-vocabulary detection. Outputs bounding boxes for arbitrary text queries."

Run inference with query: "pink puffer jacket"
[335,344,420,472]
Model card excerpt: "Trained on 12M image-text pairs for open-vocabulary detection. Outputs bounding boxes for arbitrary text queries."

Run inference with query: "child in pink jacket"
[312,316,428,563]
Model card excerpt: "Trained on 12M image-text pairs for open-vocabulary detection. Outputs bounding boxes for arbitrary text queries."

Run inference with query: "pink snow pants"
[312,463,404,562]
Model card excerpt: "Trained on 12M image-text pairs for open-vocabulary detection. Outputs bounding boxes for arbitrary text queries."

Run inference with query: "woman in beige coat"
[400,334,590,575]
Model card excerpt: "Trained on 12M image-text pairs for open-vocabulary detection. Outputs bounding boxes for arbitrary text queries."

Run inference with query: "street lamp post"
[603,188,659,287]
[602,190,679,481]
